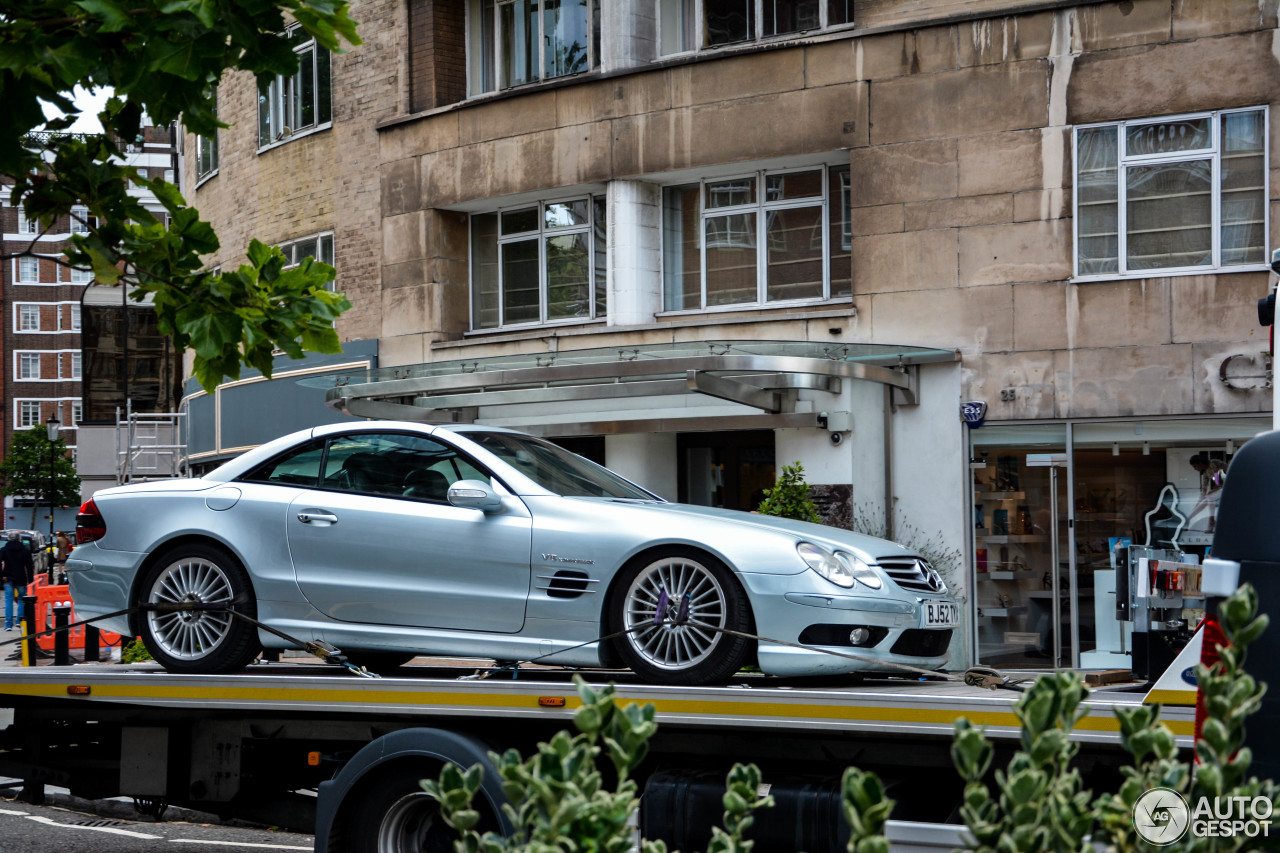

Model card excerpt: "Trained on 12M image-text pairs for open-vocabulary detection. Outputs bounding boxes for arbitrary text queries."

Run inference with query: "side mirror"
[1271,247,1280,276]
[447,479,503,513]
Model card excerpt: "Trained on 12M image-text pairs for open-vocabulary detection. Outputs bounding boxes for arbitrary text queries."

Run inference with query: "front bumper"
[740,572,956,676]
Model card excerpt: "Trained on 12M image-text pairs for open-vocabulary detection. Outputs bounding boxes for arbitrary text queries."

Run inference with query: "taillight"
[1193,614,1229,757]
[76,498,106,544]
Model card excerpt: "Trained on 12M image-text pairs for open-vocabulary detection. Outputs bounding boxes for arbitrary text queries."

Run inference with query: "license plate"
[922,601,959,628]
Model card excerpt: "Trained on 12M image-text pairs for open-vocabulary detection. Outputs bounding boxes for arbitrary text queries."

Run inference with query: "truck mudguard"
[313,727,512,851]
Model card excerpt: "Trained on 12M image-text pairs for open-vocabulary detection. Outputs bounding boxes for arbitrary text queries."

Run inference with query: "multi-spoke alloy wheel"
[138,544,259,674]
[612,549,751,685]
[146,557,234,659]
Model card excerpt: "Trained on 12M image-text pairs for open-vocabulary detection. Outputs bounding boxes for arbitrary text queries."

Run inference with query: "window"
[1074,108,1268,277]
[71,400,82,426]
[16,209,38,235]
[19,401,39,428]
[662,164,851,310]
[279,233,335,289]
[196,91,220,179]
[470,196,606,329]
[17,257,39,283]
[258,28,332,146]
[317,433,487,501]
[69,353,82,380]
[18,353,40,380]
[468,0,600,95]
[659,0,852,54]
[68,264,92,284]
[243,440,327,486]
[70,205,95,234]
[69,304,81,332]
[18,306,39,332]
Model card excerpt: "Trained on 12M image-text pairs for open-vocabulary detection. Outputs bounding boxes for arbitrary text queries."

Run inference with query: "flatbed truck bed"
[0,659,1198,852]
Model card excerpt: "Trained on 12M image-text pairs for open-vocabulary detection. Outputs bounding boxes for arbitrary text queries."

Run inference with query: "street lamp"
[45,416,59,554]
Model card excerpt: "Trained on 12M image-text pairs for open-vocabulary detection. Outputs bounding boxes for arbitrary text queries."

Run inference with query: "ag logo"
[1133,787,1190,845]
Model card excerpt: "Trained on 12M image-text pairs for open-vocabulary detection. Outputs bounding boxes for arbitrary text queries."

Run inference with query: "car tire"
[138,543,260,674]
[611,548,753,686]
[348,766,460,853]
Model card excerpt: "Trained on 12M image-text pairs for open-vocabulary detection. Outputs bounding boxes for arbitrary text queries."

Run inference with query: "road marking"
[171,841,312,850]
[0,808,28,815]
[22,814,162,839]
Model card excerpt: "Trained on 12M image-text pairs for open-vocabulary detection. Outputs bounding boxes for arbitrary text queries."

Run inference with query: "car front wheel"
[138,543,260,674]
[613,549,752,685]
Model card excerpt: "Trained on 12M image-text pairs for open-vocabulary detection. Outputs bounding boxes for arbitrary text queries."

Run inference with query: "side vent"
[537,570,598,599]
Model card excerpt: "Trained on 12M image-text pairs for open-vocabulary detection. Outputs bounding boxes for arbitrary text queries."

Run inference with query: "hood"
[576,499,921,563]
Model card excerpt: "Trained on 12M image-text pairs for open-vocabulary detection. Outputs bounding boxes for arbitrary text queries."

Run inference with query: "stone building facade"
[187,0,1279,670]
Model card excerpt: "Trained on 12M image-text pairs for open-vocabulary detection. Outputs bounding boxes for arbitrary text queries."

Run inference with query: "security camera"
[830,432,844,446]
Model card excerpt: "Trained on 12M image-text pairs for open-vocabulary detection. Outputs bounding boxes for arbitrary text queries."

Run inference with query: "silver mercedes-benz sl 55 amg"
[68,422,958,684]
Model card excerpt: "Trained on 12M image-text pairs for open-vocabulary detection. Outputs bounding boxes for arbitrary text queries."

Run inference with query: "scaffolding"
[116,402,188,484]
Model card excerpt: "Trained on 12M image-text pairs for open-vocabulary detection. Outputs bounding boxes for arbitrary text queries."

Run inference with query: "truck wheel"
[351,767,455,853]
[139,543,259,674]
[612,549,753,686]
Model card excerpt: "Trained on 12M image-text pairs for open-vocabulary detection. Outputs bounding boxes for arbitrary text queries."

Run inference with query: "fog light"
[849,628,871,646]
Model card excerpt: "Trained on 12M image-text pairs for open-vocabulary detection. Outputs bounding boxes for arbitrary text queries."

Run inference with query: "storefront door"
[678,430,776,511]
[970,425,1070,668]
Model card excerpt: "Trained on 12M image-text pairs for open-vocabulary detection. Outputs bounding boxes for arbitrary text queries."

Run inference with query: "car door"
[285,431,533,633]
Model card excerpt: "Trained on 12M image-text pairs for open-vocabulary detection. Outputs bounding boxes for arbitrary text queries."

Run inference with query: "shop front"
[969,416,1268,671]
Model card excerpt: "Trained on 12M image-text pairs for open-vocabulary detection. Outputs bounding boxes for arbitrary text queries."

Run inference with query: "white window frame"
[467,0,600,96]
[16,304,40,333]
[17,400,40,428]
[16,208,39,235]
[69,304,81,332]
[661,163,851,313]
[67,264,93,284]
[257,27,332,149]
[69,352,82,380]
[279,232,336,290]
[71,400,82,426]
[469,196,606,330]
[657,0,854,56]
[195,89,220,183]
[1072,106,1270,280]
[17,352,41,381]
[15,256,40,284]
[70,204,95,235]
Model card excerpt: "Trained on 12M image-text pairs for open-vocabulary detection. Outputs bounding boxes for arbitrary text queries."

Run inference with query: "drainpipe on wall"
[884,385,894,541]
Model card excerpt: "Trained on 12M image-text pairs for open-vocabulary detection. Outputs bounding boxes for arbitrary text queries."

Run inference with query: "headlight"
[797,542,854,588]
[834,551,884,590]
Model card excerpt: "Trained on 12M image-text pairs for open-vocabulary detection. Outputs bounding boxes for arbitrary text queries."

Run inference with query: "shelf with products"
[978,607,1027,618]
[977,491,1027,502]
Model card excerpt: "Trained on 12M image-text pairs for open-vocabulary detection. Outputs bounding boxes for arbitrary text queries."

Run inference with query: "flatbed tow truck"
[0,653,1200,853]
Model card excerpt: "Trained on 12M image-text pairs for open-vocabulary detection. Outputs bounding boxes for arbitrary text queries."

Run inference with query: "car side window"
[240,442,327,487]
[321,433,490,502]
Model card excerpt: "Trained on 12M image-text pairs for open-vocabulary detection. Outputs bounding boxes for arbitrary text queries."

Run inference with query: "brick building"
[1,126,179,523]
[186,0,1278,670]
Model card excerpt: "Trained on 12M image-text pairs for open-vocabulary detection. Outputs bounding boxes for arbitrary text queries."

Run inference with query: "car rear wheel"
[612,549,752,685]
[139,543,259,674]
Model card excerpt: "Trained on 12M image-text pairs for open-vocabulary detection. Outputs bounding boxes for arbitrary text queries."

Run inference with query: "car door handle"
[297,511,339,525]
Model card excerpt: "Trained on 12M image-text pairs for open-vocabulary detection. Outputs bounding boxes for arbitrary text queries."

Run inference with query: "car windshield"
[465,432,655,500]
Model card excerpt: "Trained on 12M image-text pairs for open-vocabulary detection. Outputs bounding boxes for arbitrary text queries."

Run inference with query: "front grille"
[876,557,943,593]
[890,629,952,657]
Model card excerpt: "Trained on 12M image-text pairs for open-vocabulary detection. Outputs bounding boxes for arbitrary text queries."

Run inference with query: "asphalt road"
[0,797,314,853]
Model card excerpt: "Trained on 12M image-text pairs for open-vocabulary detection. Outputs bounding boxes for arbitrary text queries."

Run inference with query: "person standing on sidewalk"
[2,531,35,631]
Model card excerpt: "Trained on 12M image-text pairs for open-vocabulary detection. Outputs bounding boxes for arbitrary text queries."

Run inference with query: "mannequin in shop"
[1187,459,1227,533]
